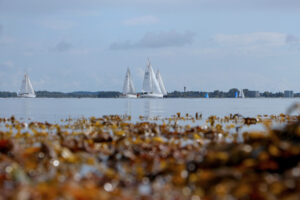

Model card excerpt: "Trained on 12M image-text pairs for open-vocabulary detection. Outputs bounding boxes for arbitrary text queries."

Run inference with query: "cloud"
[0,61,14,69]
[123,16,159,26]
[52,41,73,52]
[110,30,195,50]
[206,32,300,57]
[286,34,299,44]
[41,19,76,30]
[49,41,90,55]
[213,32,288,47]
[212,32,300,54]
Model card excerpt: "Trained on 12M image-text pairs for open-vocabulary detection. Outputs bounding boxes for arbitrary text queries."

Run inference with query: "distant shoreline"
[0,89,299,98]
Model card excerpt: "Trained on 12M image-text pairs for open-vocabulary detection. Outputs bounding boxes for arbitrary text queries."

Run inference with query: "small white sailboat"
[239,89,245,98]
[156,70,167,96]
[17,73,36,98]
[141,60,163,98]
[121,68,137,98]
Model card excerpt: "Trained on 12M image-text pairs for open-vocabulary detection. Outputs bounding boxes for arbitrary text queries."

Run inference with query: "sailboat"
[205,93,209,98]
[141,60,163,98]
[239,89,245,98]
[17,73,36,98]
[156,70,167,96]
[121,68,137,98]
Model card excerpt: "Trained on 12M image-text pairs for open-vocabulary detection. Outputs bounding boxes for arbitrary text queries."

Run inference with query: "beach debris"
[0,112,299,199]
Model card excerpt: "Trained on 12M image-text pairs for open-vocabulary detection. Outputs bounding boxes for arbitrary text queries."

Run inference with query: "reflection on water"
[124,100,132,116]
[124,99,164,119]
[0,98,298,123]
[143,100,164,119]
[21,99,32,120]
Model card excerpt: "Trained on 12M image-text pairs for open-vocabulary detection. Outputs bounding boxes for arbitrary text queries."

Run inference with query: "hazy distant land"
[0,89,298,98]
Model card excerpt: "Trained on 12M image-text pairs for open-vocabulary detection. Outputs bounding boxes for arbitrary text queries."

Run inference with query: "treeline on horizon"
[0,91,121,98]
[0,88,298,98]
[167,89,293,98]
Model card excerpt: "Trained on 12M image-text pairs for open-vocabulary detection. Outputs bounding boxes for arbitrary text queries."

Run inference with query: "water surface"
[0,98,298,123]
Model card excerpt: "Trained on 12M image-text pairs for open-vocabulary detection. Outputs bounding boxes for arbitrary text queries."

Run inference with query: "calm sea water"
[0,98,299,123]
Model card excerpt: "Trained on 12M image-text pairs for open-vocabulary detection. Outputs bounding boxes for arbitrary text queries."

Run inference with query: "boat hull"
[140,93,163,98]
[120,94,137,98]
[17,93,36,98]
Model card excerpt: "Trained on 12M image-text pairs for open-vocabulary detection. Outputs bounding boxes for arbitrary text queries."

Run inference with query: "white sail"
[239,89,245,98]
[122,68,136,95]
[142,60,162,94]
[142,62,152,93]
[156,70,167,95]
[128,72,135,94]
[18,73,36,98]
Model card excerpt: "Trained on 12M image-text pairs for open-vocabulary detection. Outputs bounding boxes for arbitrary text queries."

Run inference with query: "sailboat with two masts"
[17,73,36,98]
[121,68,137,98]
[141,59,164,98]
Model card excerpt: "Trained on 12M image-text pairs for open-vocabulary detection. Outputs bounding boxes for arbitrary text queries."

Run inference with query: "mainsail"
[239,89,245,98]
[156,70,167,95]
[18,73,36,97]
[122,68,136,95]
[142,60,162,94]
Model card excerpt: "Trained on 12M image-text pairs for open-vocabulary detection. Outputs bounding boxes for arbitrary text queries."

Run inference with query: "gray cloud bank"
[51,41,73,52]
[286,34,299,44]
[110,31,195,50]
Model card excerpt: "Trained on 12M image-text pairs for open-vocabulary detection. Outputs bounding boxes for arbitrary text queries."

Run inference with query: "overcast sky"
[1,0,300,92]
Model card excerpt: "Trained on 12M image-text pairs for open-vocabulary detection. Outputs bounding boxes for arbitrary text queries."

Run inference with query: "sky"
[1,0,300,92]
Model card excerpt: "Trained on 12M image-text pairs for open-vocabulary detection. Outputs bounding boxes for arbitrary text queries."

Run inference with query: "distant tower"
[184,86,186,93]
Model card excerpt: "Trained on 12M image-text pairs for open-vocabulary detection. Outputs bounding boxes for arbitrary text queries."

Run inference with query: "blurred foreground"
[0,112,300,199]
